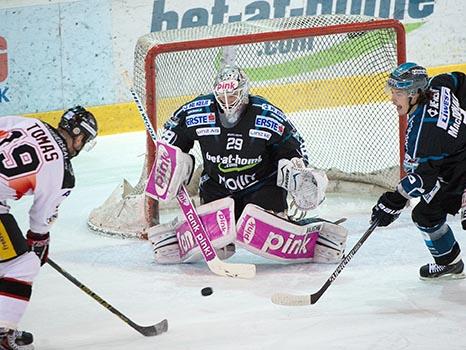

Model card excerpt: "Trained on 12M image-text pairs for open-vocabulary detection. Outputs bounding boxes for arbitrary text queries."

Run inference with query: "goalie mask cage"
[88,14,406,238]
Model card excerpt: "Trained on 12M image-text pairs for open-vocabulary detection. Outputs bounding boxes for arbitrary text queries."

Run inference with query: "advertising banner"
[0,0,464,119]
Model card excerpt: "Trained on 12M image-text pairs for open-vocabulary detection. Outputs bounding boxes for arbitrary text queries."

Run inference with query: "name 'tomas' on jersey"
[0,116,75,233]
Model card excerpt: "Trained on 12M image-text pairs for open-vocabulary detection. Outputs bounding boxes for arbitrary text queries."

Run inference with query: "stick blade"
[137,319,168,336]
[271,293,311,306]
[208,259,256,279]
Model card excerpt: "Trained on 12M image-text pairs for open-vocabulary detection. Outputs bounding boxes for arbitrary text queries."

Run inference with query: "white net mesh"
[88,14,405,238]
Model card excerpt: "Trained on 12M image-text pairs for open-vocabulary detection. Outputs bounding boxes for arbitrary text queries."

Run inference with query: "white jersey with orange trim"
[0,116,75,234]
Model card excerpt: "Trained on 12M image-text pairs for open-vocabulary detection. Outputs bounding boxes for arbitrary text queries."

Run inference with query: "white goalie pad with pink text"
[177,197,235,261]
[148,197,236,263]
[236,204,348,263]
[236,204,319,263]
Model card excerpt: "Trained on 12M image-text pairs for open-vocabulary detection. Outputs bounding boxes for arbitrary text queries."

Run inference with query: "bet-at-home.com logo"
[151,0,435,32]
[151,0,434,60]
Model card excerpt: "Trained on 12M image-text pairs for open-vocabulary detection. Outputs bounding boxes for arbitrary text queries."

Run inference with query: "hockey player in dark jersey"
[0,106,98,349]
[371,62,466,280]
[161,65,319,218]
[148,65,348,266]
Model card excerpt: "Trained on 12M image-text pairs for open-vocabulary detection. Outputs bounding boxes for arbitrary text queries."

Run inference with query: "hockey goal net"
[88,14,406,238]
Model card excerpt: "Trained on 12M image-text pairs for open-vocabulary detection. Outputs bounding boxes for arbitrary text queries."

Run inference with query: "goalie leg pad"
[148,218,182,264]
[294,217,347,263]
[313,222,348,263]
[148,197,236,264]
[236,204,319,263]
[236,204,348,263]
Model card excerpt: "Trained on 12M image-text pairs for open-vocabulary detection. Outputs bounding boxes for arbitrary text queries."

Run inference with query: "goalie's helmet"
[213,65,249,126]
[387,62,429,96]
[59,106,98,151]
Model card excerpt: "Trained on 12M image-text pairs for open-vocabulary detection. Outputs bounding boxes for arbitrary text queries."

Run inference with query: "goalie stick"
[126,74,255,279]
[47,258,168,336]
[271,220,379,306]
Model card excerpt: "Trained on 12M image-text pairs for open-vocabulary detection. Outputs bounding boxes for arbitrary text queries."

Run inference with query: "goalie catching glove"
[145,140,194,202]
[277,157,328,210]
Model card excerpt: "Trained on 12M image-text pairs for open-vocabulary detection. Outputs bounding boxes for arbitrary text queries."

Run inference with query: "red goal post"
[88,14,406,238]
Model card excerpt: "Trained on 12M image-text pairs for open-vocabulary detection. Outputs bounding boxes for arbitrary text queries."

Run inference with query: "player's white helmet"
[213,65,249,126]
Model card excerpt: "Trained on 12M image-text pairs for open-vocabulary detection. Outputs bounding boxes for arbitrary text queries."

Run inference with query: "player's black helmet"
[387,62,429,96]
[59,106,98,150]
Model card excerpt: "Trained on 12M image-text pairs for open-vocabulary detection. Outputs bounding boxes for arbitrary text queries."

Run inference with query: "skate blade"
[419,272,466,281]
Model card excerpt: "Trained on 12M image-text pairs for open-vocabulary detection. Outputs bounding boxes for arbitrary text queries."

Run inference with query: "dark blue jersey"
[162,94,308,193]
[430,72,466,109]
[401,72,466,200]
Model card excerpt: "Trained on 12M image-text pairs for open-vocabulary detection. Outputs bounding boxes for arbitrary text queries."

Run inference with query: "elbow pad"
[397,173,425,199]
[397,173,441,203]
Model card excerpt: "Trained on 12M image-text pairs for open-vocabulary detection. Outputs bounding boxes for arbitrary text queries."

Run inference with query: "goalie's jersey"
[162,94,308,194]
[402,72,466,203]
[0,116,75,234]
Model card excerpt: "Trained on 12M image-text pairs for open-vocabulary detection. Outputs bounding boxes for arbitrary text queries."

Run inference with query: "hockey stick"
[271,220,379,306]
[127,76,255,279]
[47,258,168,336]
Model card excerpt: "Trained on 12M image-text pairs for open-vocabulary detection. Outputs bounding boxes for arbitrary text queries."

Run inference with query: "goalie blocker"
[148,199,347,264]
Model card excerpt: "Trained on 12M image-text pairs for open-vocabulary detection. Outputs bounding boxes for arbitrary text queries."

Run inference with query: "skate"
[419,259,465,280]
[0,328,34,350]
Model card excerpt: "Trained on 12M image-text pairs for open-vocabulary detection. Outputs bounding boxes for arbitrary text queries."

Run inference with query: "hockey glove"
[26,230,50,266]
[371,191,408,227]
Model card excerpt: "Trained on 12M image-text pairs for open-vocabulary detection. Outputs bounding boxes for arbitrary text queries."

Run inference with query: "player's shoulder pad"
[429,73,460,92]
[180,94,215,114]
[250,95,287,122]
[397,172,425,198]
[423,84,459,126]
[166,94,215,129]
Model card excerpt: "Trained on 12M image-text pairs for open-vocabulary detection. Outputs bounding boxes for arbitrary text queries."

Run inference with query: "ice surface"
[16,132,466,350]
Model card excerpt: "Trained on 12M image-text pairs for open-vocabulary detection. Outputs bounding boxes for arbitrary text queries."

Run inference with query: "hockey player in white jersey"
[0,106,98,350]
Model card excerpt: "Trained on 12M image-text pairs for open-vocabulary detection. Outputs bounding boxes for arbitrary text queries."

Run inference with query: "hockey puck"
[201,287,213,296]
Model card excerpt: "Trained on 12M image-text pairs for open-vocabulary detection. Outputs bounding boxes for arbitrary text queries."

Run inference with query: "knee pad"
[0,277,32,301]
[411,204,445,229]
[0,252,39,302]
